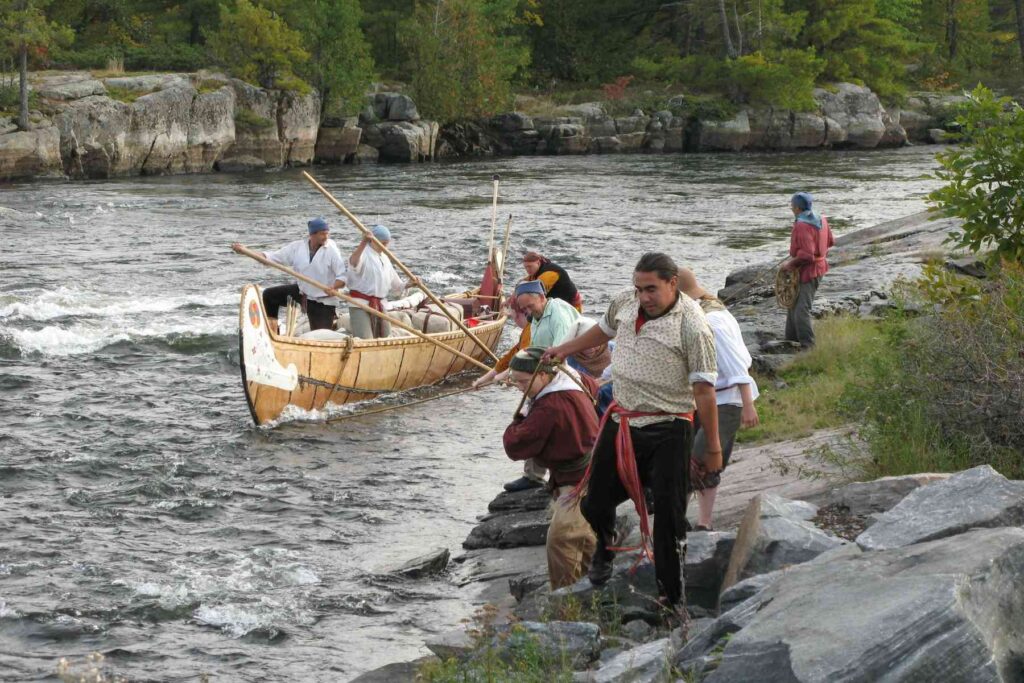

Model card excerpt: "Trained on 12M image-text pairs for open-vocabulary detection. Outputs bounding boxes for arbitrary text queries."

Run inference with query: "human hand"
[473,370,497,388]
[541,345,566,364]
[741,404,760,428]
[231,242,244,254]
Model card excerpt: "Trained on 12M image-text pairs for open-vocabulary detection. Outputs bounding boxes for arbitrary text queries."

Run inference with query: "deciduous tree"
[0,0,72,130]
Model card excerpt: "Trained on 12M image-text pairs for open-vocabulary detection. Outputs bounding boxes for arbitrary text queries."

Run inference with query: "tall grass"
[741,263,1024,481]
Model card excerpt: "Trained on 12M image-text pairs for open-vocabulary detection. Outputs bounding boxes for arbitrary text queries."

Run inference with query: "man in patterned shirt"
[544,252,722,609]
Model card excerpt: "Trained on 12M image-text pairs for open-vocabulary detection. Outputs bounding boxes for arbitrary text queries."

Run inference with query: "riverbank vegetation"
[745,258,1024,482]
[2,0,1023,128]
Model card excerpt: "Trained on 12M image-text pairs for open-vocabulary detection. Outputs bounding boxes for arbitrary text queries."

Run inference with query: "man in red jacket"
[503,347,599,588]
[780,192,835,348]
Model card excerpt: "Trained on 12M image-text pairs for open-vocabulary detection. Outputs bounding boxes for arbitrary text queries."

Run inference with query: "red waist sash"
[571,401,693,566]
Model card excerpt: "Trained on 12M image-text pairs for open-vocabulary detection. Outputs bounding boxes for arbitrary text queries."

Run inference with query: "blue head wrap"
[514,280,546,297]
[791,192,822,229]
[308,217,329,234]
[371,224,391,242]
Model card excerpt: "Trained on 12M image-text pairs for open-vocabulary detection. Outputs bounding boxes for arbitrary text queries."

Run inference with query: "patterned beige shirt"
[599,289,718,426]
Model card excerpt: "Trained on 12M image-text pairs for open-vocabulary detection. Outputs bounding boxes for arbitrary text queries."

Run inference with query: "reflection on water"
[0,147,942,680]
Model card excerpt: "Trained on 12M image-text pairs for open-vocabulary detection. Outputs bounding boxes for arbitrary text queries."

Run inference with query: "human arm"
[349,237,370,268]
[543,324,611,363]
[739,383,759,428]
[502,401,558,461]
[783,223,817,271]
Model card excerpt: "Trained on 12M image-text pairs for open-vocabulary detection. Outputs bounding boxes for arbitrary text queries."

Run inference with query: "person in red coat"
[502,347,599,588]
[780,192,835,348]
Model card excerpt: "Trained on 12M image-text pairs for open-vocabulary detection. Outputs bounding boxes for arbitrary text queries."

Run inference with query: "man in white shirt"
[233,217,347,331]
[678,268,760,531]
[346,224,406,338]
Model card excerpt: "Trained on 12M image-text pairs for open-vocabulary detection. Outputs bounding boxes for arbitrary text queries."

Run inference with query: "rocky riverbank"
[348,210,1024,683]
[1,71,965,182]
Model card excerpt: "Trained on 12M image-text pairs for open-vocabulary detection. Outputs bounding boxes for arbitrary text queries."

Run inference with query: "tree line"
[1,0,1023,128]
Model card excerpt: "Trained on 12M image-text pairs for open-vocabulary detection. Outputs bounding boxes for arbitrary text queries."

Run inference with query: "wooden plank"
[395,338,436,390]
[288,351,316,412]
[309,347,351,409]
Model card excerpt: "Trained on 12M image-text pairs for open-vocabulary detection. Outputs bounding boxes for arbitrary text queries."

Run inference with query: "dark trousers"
[785,277,819,347]
[262,284,336,331]
[581,417,692,605]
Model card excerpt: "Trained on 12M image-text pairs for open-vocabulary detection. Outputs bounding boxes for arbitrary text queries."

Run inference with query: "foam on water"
[2,316,234,356]
[0,286,236,323]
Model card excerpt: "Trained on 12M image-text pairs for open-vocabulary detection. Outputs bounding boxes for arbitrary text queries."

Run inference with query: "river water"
[1,148,941,681]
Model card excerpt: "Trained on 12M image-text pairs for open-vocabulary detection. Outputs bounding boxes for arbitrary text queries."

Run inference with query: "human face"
[523,259,540,277]
[791,202,801,217]
[509,368,551,398]
[633,270,678,317]
[309,229,330,249]
[371,239,390,253]
[516,293,545,318]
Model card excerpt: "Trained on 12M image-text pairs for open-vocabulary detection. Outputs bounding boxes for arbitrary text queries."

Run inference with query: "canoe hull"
[238,284,505,425]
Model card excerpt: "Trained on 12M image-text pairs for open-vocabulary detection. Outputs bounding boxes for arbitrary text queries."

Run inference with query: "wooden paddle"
[301,171,502,364]
[232,244,493,373]
[498,213,514,283]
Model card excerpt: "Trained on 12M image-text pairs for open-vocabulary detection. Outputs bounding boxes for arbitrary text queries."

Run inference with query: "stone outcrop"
[0,71,320,181]
[856,465,1024,551]
[823,473,951,518]
[695,528,1024,683]
[314,116,362,163]
[0,125,63,179]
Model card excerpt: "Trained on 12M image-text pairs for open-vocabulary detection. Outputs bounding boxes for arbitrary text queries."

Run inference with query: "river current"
[1,149,941,681]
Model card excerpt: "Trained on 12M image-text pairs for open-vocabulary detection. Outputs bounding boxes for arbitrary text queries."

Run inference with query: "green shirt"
[530,297,580,348]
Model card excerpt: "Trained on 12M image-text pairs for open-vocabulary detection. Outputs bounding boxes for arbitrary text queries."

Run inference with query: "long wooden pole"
[301,171,501,364]
[498,213,514,282]
[488,174,500,257]
[233,245,492,373]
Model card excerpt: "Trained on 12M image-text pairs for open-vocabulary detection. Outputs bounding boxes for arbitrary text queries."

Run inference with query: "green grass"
[197,79,228,94]
[105,85,148,103]
[234,108,275,131]
[737,316,886,446]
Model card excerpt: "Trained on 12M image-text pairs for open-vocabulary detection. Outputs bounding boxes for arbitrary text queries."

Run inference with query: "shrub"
[234,108,275,131]
[206,0,310,92]
[928,84,1024,262]
[123,44,205,72]
[843,262,1024,479]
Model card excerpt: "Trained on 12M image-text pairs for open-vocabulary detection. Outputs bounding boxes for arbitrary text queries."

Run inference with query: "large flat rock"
[856,465,1024,551]
[701,527,1024,683]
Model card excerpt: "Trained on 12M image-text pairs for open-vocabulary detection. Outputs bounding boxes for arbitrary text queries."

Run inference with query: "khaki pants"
[547,485,597,589]
[349,307,391,339]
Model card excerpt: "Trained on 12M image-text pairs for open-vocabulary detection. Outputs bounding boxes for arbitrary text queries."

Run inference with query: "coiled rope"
[775,268,799,310]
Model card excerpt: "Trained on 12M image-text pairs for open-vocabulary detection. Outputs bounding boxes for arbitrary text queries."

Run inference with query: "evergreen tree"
[404,0,528,123]
[0,0,72,130]
[272,0,376,118]
[207,0,309,90]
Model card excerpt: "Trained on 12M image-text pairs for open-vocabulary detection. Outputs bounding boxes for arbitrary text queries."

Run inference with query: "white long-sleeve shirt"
[704,309,759,407]
[264,238,347,304]
[346,248,403,299]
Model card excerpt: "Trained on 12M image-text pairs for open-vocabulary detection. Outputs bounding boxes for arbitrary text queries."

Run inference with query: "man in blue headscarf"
[346,224,406,338]
[780,192,834,347]
[233,217,347,331]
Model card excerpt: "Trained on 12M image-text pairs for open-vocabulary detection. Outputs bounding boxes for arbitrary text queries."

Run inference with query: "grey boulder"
[577,637,673,682]
[684,530,736,608]
[491,621,600,669]
[856,465,1024,551]
[704,527,1024,683]
[722,494,845,590]
[462,509,548,549]
[825,473,951,518]
[388,547,450,578]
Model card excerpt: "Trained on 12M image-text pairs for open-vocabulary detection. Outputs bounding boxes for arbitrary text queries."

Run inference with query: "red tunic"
[502,374,599,487]
[789,217,835,283]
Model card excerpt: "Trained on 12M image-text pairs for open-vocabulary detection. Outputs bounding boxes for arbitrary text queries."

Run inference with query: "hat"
[509,346,552,374]
[371,224,391,242]
[791,192,813,211]
[514,280,545,297]
[308,217,329,234]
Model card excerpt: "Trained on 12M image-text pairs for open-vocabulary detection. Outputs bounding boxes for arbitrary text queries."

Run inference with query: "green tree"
[272,0,375,119]
[795,0,919,98]
[404,0,528,123]
[929,85,1024,261]
[0,0,73,130]
[207,0,309,90]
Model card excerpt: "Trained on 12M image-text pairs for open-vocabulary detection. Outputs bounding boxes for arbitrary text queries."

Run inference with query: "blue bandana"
[308,217,329,234]
[514,280,546,297]
[791,192,822,230]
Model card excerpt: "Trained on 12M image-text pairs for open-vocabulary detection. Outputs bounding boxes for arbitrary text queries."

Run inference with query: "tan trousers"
[547,485,597,589]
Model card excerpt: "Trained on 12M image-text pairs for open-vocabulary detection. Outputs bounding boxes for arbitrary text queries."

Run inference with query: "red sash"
[571,401,693,566]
